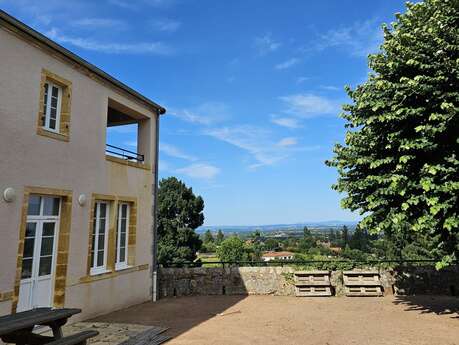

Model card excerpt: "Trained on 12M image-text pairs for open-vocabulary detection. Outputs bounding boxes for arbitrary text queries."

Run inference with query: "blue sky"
[1,0,408,226]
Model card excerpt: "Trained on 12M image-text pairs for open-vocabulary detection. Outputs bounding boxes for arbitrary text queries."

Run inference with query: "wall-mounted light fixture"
[78,194,87,206]
[3,187,16,202]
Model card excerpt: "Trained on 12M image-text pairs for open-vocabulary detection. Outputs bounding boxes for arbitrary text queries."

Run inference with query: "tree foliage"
[327,0,459,268]
[216,230,225,244]
[157,177,204,263]
[203,230,214,243]
[216,236,249,262]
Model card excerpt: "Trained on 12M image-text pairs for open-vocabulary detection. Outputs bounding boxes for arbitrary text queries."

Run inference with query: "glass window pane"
[97,251,104,266]
[51,96,58,109]
[21,259,33,279]
[98,234,105,250]
[43,222,56,236]
[25,222,36,238]
[28,196,41,215]
[38,256,52,276]
[42,84,48,126]
[120,232,126,247]
[99,203,106,217]
[119,250,125,263]
[23,238,35,259]
[122,204,127,218]
[43,197,60,216]
[40,237,54,256]
[99,219,106,234]
[121,219,127,232]
[49,118,56,130]
[52,86,59,97]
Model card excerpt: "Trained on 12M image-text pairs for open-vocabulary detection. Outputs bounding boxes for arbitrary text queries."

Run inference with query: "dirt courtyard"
[94,295,459,345]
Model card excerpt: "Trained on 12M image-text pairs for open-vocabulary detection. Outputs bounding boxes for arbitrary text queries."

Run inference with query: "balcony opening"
[106,98,150,164]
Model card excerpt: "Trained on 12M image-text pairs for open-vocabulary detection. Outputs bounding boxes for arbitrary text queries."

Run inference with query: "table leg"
[51,324,63,339]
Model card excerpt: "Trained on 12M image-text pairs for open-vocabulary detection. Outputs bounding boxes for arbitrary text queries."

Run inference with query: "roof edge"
[0,9,166,115]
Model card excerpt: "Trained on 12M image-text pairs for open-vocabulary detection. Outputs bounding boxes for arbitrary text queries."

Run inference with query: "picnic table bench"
[0,308,98,345]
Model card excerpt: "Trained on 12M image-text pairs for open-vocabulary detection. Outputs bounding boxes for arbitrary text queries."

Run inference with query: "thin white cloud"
[315,19,383,57]
[205,125,307,169]
[270,116,302,129]
[159,159,171,172]
[176,163,220,180]
[296,76,310,84]
[0,0,92,26]
[280,93,341,118]
[160,143,197,161]
[169,102,229,126]
[150,19,181,32]
[46,28,172,55]
[254,34,281,55]
[320,85,341,91]
[71,18,127,30]
[277,137,298,147]
[275,58,299,70]
[108,0,175,10]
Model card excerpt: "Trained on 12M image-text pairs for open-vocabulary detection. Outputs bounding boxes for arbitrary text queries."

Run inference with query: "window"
[37,69,72,141]
[90,201,109,275]
[41,82,62,133]
[22,195,60,280]
[115,203,130,270]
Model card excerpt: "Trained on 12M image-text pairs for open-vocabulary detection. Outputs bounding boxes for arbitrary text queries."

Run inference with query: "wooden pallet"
[294,271,332,297]
[343,271,383,297]
[296,285,332,297]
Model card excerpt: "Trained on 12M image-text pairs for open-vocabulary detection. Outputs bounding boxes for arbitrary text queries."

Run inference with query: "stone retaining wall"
[158,265,459,298]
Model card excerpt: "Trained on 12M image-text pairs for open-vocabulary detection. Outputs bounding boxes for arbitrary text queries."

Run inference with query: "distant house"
[261,251,295,262]
[0,10,165,320]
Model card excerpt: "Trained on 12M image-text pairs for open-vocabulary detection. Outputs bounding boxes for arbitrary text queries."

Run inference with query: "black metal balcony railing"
[106,144,144,162]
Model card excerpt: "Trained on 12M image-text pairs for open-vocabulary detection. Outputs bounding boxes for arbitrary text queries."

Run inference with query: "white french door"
[18,195,60,312]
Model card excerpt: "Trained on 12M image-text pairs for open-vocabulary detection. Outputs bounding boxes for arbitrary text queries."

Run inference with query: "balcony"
[105,98,152,170]
[105,144,144,163]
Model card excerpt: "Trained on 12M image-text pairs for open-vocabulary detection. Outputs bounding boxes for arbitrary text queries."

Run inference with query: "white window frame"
[90,201,110,275]
[115,202,130,270]
[42,81,62,133]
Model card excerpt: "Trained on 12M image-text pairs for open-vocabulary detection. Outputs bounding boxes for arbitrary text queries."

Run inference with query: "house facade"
[0,11,165,321]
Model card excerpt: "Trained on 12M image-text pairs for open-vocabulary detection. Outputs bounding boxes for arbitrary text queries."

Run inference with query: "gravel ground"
[94,295,459,345]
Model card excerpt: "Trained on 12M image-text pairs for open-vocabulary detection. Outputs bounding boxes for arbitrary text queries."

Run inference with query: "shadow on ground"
[91,295,247,339]
[393,295,459,319]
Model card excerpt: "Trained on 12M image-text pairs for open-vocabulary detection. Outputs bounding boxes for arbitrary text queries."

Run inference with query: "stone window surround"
[37,69,72,142]
[85,194,137,279]
[12,186,73,313]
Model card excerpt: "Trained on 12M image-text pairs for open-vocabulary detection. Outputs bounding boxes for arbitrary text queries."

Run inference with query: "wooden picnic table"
[0,308,81,345]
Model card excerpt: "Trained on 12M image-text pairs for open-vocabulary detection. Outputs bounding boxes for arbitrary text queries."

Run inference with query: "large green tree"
[157,177,204,263]
[216,236,249,262]
[327,0,459,268]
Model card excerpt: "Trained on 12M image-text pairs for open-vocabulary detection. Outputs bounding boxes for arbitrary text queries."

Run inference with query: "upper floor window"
[42,82,62,132]
[37,69,72,141]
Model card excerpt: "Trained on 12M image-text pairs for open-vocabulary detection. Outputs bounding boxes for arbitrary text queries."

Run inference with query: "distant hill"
[196,220,358,234]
